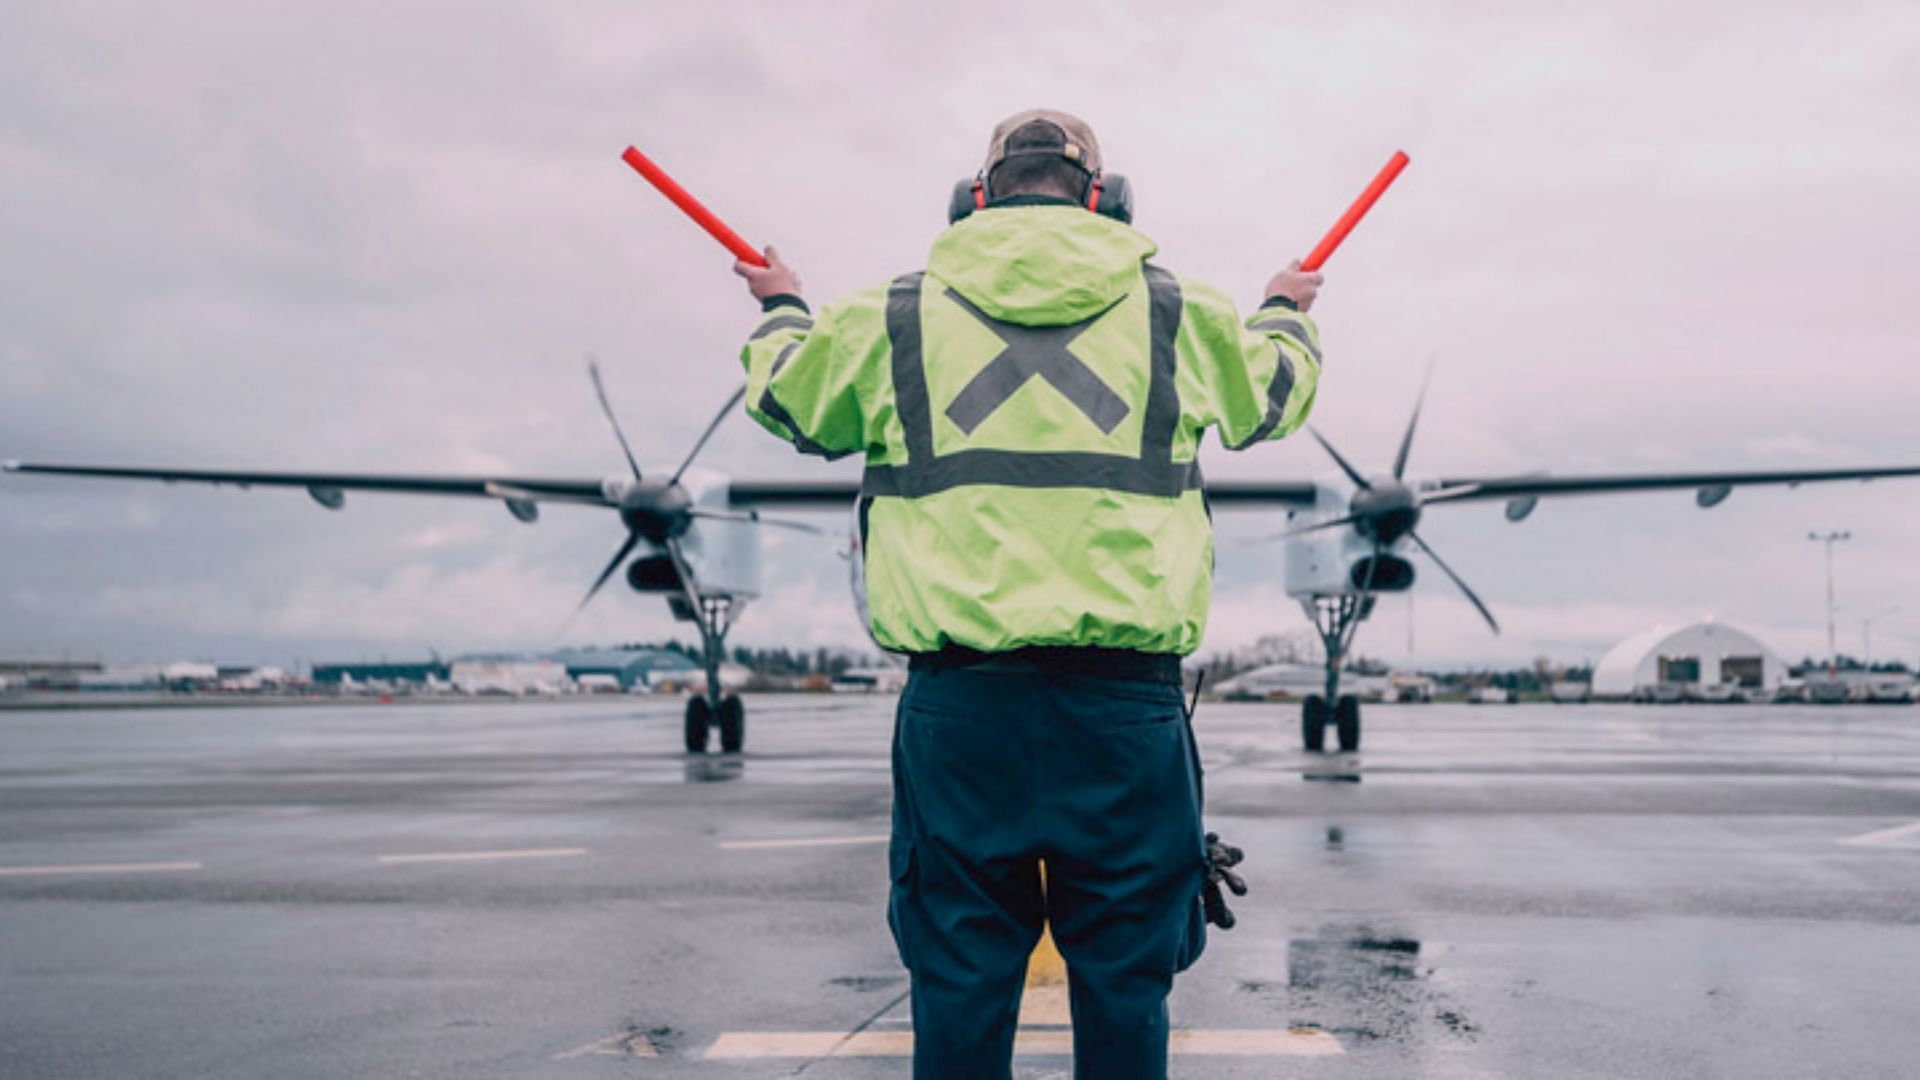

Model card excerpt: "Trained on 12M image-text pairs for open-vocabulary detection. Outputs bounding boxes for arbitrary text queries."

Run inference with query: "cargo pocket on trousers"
[886,835,917,971]
[1175,891,1208,973]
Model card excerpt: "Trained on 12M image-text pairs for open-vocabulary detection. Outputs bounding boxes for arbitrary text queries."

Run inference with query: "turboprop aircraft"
[11,367,1920,756]
[5,365,844,756]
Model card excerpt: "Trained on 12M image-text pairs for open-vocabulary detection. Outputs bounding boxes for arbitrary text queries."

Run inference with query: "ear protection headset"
[948,155,1134,225]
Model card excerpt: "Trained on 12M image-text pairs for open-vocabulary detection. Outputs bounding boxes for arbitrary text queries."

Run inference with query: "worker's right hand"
[733,245,804,303]
[1264,260,1323,312]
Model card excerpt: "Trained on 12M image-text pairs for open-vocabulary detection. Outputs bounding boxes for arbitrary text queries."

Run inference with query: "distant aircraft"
[11,367,1920,755]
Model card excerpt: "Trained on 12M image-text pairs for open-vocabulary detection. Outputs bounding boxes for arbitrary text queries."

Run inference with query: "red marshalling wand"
[1300,150,1410,272]
[620,145,769,268]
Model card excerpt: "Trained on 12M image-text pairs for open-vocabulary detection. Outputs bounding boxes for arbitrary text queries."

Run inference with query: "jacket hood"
[926,206,1157,325]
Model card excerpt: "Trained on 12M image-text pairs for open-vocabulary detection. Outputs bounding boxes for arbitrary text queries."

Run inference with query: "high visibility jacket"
[740,203,1321,656]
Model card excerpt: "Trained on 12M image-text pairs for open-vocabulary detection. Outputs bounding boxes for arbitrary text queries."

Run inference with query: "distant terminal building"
[549,647,700,691]
[1591,620,1785,700]
[0,659,103,690]
[311,661,451,687]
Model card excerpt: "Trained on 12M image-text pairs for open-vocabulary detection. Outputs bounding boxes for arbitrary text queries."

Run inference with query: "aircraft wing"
[1423,464,1920,507]
[729,478,1320,507]
[1204,480,1320,506]
[725,480,862,507]
[2,462,611,506]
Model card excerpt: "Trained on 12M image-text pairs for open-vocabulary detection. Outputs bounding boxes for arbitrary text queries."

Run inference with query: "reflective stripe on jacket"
[740,204,1320,655]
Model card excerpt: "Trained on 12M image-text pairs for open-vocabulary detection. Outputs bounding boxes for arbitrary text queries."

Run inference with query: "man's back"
[740,202,1321,654]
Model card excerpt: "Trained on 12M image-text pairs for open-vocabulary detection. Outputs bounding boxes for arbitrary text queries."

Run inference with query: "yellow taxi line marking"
[705,1029,1342,1058]
[0,861,203,878]
[717,835,888,850]
[1839,820,1920,847]
[377,847,587,865]
[1018,920,1071,1025]
[552,1032,657,1059]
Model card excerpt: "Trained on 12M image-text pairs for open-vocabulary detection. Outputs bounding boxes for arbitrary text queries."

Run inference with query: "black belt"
[907,645,1183,686]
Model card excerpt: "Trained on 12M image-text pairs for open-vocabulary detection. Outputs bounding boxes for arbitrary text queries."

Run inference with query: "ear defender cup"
[949,178,986,224]
[1091,173,1133,224]
[949,172,1130,224]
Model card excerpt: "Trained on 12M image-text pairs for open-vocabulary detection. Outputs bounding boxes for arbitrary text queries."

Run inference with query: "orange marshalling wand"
[620,145,769,268]
[1300,150,1410,272]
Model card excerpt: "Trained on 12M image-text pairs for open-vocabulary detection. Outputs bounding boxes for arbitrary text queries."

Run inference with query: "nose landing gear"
[1299,593,1371,753]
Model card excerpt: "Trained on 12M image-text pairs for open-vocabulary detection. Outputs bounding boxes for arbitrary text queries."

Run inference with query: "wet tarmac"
[2,697,1918,1078]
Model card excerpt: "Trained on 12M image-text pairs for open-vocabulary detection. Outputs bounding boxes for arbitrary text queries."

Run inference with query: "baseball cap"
[982,109,1102,176]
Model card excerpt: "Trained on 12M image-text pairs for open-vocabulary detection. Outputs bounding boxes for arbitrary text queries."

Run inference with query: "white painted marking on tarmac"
[717,835,888,851]
[552,1032,657,1059]
[377,847,587,865]
[1839,820,1920,848]
[705,1029,1342,1058]
[0,861,203,878]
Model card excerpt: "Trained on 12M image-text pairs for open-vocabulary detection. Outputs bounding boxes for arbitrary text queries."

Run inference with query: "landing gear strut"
[1299,593,1374,753]
[669,544,747,754]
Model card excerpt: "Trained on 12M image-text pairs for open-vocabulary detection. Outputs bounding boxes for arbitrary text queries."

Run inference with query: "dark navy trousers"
[887,665,1209,1080]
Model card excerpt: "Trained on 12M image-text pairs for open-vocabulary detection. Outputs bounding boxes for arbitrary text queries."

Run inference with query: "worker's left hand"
[733,245,804,303]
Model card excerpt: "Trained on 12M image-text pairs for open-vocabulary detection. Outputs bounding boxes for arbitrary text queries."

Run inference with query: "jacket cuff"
[1259,294,1299,312]
[761,294,810,315]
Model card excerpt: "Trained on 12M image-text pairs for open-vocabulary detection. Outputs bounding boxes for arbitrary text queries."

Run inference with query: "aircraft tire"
[1301,695,1328,752]
[684,696,712,754]
[718,694,746,753]
[1335,694,1361,753]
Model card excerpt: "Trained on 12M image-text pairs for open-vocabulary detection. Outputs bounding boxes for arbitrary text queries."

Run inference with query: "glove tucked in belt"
[1201,831,1247,930]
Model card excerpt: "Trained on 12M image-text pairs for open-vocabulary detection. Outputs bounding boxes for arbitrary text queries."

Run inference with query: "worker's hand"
[733,245,803,303]
[1264,260,1323,313]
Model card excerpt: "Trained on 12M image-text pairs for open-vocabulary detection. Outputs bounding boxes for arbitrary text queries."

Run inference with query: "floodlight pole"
[1809,530,1851,681]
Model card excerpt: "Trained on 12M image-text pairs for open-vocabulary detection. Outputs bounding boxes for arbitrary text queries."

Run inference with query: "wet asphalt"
[2,697,1918,1079]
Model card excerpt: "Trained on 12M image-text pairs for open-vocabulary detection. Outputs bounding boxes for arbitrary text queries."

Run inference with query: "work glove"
[1201,831,1247,930]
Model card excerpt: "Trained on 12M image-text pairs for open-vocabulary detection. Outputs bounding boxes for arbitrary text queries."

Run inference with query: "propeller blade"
[687,507,827,536]
[1308,427,1372,491]
[482,481,610,506]
[1392,362,1434,480]
[575,529,643,615]
[1414,482,1482,506]
[1228,512,1364,547]
[671,384,747,487]
[588,359,643,481]
[1407,530,1500,634]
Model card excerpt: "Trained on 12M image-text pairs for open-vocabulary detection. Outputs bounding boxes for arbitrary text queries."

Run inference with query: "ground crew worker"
[735,109,1323,1080]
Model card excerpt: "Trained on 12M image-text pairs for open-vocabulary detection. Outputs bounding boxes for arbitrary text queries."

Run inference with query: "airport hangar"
[1591,619,1786,698]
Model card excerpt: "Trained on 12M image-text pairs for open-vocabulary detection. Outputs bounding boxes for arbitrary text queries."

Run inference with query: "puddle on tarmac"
[1236,922,1478,1046]
[683,756,745,784]
[1302,769,1362,784]
[828,975,904,992]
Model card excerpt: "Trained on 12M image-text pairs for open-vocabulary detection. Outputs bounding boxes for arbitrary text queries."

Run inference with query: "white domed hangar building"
[1591,619,1787,700]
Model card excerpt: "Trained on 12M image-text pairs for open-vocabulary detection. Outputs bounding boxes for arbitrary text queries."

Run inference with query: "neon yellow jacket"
[740,204,1320,655]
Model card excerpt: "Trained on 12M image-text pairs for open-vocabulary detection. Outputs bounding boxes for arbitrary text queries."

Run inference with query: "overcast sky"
[3,1,1918,670]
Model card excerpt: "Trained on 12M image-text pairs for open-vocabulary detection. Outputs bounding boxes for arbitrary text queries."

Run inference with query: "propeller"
[1307,427,1371,490]
[1408,530,1499,633]
[589,358,644,481]
[1276,366,1503,634]
[564,364,832,627]
[687,507,827,536]
[672,384,747,487]
[1392,361,1433,480]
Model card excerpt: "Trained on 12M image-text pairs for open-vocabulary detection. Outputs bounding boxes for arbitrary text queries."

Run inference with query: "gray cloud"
[3,1,1918,668]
